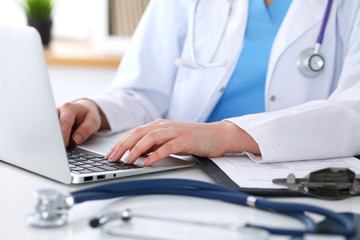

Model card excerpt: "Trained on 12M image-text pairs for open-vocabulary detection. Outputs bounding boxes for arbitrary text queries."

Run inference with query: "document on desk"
[210,155,360,189]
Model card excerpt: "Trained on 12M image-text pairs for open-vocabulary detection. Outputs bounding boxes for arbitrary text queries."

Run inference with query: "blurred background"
[0,0,149,53]
[0,0,149,105]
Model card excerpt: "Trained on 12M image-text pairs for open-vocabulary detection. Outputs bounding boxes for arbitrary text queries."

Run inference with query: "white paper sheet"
[210,155,360,189]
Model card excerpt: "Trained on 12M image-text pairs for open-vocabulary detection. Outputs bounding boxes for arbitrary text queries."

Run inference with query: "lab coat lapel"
[265,0,324,93]
[193,0,249,122]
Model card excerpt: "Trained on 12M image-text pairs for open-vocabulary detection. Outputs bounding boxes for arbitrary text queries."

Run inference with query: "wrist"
[219,120,260,155]
[76,98,110,131]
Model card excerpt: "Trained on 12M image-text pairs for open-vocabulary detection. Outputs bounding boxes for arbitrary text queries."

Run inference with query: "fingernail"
[142,157,151,166]
[123,153,132,163]
[73,134,83,145]
[108,151,117,162]
[106,149,114,159]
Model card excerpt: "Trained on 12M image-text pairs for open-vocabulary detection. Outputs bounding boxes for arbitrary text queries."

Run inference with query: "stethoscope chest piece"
[297,48,325,78]
[26,189,74,228]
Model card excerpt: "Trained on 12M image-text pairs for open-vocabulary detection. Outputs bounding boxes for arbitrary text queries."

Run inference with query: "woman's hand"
[57,99,109,147]
[106,119,260,166]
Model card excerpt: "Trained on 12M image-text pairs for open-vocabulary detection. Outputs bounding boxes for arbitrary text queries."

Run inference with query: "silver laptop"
[0,25,193,184]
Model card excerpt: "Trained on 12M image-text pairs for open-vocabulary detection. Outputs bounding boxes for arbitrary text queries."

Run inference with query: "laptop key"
[92,162,103,167]
[82,160,95,164]
[105,162,124,166]
[110,165,130,170]
[71,167,85,171]
[111,164,141,170]
[99,165,117,171]
[88,167,106,172]
[80,164,94,168]
[74,161,86,166]
[130,165,143,169]
[97,160,111,164]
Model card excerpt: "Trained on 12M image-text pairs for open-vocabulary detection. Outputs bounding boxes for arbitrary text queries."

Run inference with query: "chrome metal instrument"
[273,168,360,200]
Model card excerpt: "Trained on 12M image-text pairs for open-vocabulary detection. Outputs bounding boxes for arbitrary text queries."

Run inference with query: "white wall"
[0,0,27,26]
[0,0,101,40]
[0,0,127,53]
[48,66,116,106]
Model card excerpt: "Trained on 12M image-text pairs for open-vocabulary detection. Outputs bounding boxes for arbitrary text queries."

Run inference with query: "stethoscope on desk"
[176,0,333,78]
[27,178,356,238]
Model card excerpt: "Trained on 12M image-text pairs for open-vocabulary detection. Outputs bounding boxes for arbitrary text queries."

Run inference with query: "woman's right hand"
[57,99,109,147]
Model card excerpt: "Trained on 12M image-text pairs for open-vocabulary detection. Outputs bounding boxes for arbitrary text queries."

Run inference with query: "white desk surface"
[1,66,359,240]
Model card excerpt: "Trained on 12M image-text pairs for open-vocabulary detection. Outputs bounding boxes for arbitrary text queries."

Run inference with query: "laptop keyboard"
[66,147,142,174]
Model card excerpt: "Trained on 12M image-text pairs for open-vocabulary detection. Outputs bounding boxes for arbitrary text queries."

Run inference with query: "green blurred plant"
[22,0,53,21]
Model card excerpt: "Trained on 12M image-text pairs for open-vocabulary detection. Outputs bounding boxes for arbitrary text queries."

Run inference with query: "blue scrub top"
[207,0,292,122]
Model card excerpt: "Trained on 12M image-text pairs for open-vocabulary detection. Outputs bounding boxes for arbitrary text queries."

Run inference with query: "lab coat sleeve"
[90,0,189,133]
[226,8,360,163]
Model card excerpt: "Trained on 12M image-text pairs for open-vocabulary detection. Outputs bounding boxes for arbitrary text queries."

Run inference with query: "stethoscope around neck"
[174,0,233,69]
[176,0,334,78]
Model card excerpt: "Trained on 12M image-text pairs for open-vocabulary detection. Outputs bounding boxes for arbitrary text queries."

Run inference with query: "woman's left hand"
[106,119,260,166]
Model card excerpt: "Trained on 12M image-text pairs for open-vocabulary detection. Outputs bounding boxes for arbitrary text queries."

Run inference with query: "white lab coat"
[93,0,360,163]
